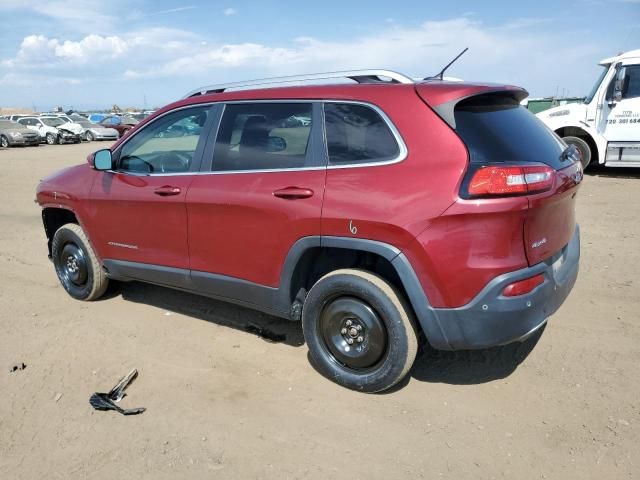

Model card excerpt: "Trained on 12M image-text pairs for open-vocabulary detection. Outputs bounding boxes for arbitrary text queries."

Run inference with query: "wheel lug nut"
[346,320,353,327]
[357,336,364,343]
[347,338,354,345]
[356,325,362,331]
[340,328,347,335]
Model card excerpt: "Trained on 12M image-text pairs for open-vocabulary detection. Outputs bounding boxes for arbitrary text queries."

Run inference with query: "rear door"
[453,92,582,265]
[186,101,325,289]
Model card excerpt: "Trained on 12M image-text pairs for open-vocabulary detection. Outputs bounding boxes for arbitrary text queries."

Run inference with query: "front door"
[88,105,213,269]
[187,101,325,288]
[600,63,640,143]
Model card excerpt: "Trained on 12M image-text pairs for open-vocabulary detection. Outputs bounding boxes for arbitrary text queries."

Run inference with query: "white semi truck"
[537,49,640,168]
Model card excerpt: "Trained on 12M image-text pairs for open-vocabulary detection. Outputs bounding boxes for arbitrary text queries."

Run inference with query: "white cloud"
[0,17,614,106]
[0,0,123,32]
[223,7,237,16]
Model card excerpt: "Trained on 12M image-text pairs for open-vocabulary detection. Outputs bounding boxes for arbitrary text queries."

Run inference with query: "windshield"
[77,120,93,127]
[584,66,609,104]
[41,118,64,127]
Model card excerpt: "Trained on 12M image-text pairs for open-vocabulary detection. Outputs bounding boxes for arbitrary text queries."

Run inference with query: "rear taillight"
[502,274,545,297]
[465,164,555,197]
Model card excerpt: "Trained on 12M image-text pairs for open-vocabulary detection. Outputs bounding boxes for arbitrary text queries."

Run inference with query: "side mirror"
[612,66,626,103]
[93,149,113,171]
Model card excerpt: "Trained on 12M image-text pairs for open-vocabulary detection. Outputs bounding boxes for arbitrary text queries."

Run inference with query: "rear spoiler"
[415,85,528,129]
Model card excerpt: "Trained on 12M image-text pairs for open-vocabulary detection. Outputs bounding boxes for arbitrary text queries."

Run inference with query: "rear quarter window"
[323,103,400,165]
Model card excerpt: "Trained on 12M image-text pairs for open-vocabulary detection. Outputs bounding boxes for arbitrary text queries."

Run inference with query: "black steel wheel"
[52,223,108,301]
[318,296,388,371]
[302,269,418,393]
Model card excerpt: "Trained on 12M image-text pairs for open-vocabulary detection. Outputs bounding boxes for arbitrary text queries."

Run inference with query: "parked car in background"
[40,116,85,138]
[88,113,107,123]
[35,69,582,392]
[8,114,32,122]
[0,119,40,147]
[74,119,119,141]
[18,117,81,144]
[99,115,138,138]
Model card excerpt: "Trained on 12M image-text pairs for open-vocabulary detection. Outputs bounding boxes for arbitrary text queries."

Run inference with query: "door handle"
[154,185,181,196]
[273,187,314,199]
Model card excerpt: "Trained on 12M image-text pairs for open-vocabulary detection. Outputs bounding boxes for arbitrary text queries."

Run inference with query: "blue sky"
[0,0,638,110]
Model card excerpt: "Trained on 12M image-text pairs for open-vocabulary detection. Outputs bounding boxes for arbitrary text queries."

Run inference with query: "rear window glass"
[213,103,313,172]
[454,94,566,169]
[324,103,400,165]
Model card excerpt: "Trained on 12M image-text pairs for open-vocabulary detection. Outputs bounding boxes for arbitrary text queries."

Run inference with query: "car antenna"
[423,47,469,81]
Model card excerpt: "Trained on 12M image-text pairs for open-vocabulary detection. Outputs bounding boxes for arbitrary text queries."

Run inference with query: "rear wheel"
[0,135,9,148]
[563,136,591,169]
[46,133,57,145]
[302,269,418,393]
[52,223,108,301]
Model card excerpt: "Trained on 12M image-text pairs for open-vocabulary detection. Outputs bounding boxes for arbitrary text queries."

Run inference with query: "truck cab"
[537,49,640,168]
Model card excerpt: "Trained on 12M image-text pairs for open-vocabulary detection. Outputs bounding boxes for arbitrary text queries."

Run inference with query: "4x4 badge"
[349,220,358,235]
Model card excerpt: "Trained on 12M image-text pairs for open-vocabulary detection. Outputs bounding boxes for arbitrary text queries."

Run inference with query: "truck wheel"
[46,133,57,145]
[51,223,108,301]
[563,136,591,169]
[302,269,418,393]
[0,135,9,148]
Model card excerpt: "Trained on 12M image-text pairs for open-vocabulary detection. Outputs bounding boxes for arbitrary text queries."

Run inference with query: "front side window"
[622,65,640,99]
[212,103,313,171]
[323,103,400,165]
[117,106,209,174]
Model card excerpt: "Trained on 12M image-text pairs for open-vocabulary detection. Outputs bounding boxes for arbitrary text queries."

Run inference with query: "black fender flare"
[279,236,451,349]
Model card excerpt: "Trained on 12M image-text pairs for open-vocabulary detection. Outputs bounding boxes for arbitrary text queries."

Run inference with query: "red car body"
[37,80,581,352]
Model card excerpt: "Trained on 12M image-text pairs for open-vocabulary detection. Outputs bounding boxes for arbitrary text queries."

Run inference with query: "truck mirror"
[612,66,626,103]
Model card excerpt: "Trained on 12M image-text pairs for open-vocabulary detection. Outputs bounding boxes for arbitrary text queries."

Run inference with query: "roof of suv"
[163,81,526,116]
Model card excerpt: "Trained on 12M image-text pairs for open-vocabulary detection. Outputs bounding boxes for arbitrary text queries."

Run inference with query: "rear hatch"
[435,89,582,266]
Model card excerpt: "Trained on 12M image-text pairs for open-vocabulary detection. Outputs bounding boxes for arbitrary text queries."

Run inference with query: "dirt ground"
[0,142,638,480]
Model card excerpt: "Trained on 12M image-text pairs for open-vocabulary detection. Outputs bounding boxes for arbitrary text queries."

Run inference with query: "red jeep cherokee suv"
[36,70,582,392]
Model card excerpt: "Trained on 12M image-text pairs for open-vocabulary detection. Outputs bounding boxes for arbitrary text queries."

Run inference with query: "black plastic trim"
[102,230,579,352]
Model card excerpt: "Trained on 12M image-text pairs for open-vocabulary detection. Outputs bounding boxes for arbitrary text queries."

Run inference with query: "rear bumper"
[418,225,580,350]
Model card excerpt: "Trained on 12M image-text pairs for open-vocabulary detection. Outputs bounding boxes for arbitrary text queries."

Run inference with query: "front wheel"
[85,131,94,142]
[0,135,9,148]
[46,133,58,145]
[563,136,591,169]
[302,269,418,393]
[52,223,108,301]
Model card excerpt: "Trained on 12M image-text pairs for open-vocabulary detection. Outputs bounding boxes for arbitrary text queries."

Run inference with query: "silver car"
[0,119,40,147]
[75,119,119,141]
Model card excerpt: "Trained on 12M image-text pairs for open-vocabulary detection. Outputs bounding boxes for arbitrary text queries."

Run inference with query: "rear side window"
[212,103,314,172]
[324,103,400,165]
[454,94,566,169]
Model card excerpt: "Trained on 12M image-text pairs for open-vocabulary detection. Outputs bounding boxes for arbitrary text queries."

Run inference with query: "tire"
[46,133,57,145]
[0,135,9,148]
[85,131,94,142]
[51,223,108,301]
[563,136,591,169]
[302,269,418,393]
